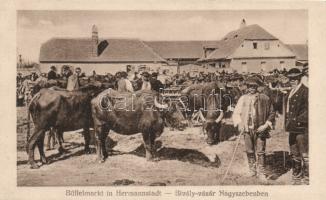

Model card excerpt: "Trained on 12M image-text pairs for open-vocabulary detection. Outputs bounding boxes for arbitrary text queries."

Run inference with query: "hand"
[256,124,269,133]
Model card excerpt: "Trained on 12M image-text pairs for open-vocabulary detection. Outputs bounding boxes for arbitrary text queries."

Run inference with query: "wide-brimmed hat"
[286,68,302,79]
[141,71,150,77]
[246,76,262,86]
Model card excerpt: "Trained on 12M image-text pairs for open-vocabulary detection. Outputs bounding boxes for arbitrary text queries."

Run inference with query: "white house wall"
[230,58,295,73]
[230,40,295,59]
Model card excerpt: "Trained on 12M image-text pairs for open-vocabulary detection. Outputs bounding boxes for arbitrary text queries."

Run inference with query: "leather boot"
[246,153,256,177]
[257,153,269,182]
[302,156,309,185]
[292,158,303,185]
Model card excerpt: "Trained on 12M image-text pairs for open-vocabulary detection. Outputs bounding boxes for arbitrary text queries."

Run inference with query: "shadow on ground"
[265,151,292,180]
[130,141,221,168]
[17,142,95,166]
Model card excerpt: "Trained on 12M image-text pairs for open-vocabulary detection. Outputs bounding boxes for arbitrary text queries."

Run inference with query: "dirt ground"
[17,106,292,186]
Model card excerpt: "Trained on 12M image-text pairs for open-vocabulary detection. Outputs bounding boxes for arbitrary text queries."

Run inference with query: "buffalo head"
[202,110,224,145]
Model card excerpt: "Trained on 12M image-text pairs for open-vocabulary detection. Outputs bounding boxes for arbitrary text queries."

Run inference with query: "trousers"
[289,132,308,160]
[244,129,266,155]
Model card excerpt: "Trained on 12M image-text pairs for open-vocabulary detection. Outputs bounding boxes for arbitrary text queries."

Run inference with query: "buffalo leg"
[95,125,108,163]
[36,133,47,164]
[142,132,157,161]
[27,129,44,169]
[83,128,91,154]
[56,130,65,154]
[46,128,55,150]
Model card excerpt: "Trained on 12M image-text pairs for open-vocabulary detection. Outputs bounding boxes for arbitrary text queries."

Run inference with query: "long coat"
[233,93,275,134]
[66,74,80,91]
[284,84,308,133]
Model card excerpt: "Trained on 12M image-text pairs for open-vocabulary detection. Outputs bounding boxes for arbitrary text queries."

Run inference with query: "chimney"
[240,19,246,29]
[92,25,98,57]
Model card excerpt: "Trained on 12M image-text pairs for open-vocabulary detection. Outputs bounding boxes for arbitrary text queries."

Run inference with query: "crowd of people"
[16,64,309,185]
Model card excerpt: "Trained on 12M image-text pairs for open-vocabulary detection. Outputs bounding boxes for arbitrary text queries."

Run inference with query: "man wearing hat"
[233,76,275,181]
[117,71,134,92]
[284,68,309,185]
[48,66,57,80]
[150,72,164,92]
[66,67,81,91]
[140,71,152,91]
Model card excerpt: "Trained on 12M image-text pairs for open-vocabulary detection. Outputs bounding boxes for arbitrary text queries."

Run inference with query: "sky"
[17,10,308,62]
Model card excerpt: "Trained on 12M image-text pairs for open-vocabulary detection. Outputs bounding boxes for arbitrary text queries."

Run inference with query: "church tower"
[92,25,98,57]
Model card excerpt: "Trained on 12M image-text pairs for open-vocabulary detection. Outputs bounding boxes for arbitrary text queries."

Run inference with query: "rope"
[220,131,244,184]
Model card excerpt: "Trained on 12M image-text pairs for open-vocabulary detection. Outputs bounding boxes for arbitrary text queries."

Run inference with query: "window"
[280,61,285,69]
[261,61,266,71]
[241,62,247,73]
[253,42,257,49]
[264,42,270,50]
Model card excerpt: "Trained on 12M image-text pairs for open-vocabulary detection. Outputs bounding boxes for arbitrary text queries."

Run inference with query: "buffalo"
[181,82,231,145]
[91,89,187,162]
[27,82,104,169]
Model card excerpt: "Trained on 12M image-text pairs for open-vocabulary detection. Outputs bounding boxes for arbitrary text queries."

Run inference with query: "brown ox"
[91,89,186,162]
[27,83,103,169]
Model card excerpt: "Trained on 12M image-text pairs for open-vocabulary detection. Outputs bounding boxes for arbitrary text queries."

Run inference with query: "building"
[286,44,308,67]
[198,20,297,73]
[39,25,169,75]
[145,41,217,73]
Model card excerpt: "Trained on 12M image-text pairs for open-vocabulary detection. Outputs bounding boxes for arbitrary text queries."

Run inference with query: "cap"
[286,68,302,79]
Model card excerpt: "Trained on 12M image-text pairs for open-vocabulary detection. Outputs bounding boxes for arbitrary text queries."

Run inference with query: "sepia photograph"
[15,10,309,187]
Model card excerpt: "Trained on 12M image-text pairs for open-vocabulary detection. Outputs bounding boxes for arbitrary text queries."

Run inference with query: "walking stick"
[220,130,244,185]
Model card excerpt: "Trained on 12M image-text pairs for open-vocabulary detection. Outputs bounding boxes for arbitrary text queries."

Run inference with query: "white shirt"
[125,79,134,92]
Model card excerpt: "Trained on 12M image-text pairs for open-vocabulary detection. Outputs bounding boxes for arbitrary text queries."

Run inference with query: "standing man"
[150,72,164,92]
[67,67,81,91]
[233,76,275,181]
[117,71,134,92]
[140,72,152,91]
[48,66,58,80]
[284,68,309,185]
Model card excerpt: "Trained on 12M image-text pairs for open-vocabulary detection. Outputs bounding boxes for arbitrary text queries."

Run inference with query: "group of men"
[233,67,308,185]
[18,64,309,185]
[116,71,165,93]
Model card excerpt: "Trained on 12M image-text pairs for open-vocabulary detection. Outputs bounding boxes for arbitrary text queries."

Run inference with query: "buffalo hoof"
[41,157,48,165]
[84,148,92,154]
[58,147,66,155]
[30,163,40,169]
[98,159,105,163]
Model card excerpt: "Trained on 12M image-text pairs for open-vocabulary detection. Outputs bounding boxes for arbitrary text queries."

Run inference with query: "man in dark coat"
[48,66,57,80]
[150,72,164,92]
[284,68,309,185]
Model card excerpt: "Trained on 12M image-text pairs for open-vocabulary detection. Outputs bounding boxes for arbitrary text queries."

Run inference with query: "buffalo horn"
[154,97,168,109]
[215,110,224,123]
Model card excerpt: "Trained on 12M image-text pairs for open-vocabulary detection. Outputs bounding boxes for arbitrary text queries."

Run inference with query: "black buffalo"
[91,89,186,162]
[27,83,103,169]
[181,82,230,145]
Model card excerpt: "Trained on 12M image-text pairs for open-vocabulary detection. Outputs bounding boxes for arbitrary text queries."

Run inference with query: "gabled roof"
[286,44,308,61]
[201,24,279,61]
[39,38,166,63]
[145,41,218,59]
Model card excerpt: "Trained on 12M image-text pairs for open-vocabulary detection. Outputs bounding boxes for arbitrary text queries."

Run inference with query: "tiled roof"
[39,38,166,63]
[286,44,308,61]
[145,41,218,59]
[200,24,280,61]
